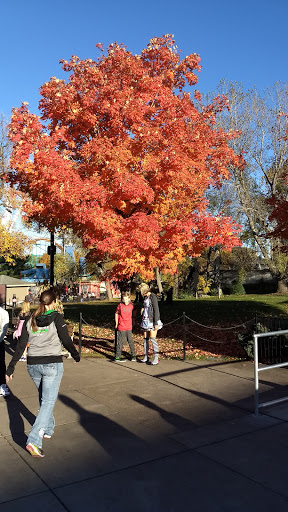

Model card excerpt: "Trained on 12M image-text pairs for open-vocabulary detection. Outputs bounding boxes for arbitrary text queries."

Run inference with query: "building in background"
[0,275,37,306]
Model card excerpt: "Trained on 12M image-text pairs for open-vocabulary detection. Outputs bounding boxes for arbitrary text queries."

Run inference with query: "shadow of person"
[58,393,146,459]
[129,394,193,430]
[5,391,36,448]
[86,337,115,360]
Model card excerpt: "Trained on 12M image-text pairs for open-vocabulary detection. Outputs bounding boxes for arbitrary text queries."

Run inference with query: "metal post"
[183,312,186,361]
[50,231,55,286]
[114,328,118,357]
[254,334,259,416]
[78,312,82,359]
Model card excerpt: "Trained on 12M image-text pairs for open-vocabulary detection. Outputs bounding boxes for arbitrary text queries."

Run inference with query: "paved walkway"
[1,348,288,511]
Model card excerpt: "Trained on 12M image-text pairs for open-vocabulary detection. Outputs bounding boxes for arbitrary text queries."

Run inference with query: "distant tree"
[54,253,79,283]
[268,107,288,262]
[0,255,30,278]
[221,246,258,284]
[0,220,31,265]
[0,114,19,212]
[0,114,32,265]
[39,253,50,268]
[207,81,288,290]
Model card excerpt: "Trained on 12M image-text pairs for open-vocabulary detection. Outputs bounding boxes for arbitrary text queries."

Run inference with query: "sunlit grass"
[62,294,288,328]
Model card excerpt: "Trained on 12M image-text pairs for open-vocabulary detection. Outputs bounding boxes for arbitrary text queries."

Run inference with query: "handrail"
[254,328,288,416]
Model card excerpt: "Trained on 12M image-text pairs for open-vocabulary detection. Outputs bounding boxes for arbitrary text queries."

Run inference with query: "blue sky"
[1,0,287,120]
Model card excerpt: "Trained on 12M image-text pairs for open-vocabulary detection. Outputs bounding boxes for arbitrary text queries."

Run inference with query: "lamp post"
[47,231,56,286]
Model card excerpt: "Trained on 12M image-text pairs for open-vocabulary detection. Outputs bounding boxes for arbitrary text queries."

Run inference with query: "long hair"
[31,289,56,332]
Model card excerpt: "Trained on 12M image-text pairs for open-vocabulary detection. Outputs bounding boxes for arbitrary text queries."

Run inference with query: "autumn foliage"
[8,35,243,279]
[0,220,31,264]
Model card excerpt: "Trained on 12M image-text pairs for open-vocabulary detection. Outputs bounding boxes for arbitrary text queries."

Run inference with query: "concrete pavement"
[1,347,288,511]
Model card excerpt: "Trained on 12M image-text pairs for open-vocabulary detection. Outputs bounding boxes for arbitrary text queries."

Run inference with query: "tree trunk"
[105,281,113,300]
[173,273,179,299]
[277,279,288,294]
[155,267,163,294]
[192,259,199,298]
[214,249,222,299]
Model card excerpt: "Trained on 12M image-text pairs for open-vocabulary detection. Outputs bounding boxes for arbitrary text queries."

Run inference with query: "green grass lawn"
[63,294,288,328]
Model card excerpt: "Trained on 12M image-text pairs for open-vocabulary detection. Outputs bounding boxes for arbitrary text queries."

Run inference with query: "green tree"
[54,253,79,283]
[0,256,30,278]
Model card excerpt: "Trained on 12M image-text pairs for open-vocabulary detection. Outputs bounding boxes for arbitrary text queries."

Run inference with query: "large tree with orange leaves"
[8,35,243,279]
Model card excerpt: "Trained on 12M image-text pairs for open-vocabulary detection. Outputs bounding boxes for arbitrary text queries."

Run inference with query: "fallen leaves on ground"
[70,321,247,361]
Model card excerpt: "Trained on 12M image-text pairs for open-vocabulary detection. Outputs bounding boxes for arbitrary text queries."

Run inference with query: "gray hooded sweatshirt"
[6,310,79,376]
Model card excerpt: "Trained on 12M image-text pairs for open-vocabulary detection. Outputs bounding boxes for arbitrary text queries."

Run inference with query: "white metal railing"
[254,329,288,416]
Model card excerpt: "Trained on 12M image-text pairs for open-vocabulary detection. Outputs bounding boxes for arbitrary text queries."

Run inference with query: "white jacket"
[0,307,9,343]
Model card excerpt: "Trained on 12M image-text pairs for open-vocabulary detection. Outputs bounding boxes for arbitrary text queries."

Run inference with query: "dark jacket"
[6,310,80,376]
[147,293,160,325]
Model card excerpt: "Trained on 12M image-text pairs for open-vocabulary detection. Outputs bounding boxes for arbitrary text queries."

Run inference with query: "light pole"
[48,231,56,286]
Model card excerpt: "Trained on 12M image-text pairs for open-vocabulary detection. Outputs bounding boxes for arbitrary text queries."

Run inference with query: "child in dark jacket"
[115,292,136,362]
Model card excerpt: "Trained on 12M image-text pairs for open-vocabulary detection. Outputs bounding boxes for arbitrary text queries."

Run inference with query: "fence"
[254,315,288,364]
[77,311,254,361]
[254,329,288,416]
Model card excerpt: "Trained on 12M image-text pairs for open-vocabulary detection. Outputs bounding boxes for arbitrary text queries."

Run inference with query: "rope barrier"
[81,319,114,329]
[82,317,183,331]
[161,316,183,327]
[78,310,253,360]
[97,322,114,329]
[80,314,251,333]
[183,326,226,344]
[81,317,91,326]
[184,314,254,331]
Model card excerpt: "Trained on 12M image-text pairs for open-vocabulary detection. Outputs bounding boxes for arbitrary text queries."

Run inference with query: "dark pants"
[116,330,135,359]
[0,341,6,386]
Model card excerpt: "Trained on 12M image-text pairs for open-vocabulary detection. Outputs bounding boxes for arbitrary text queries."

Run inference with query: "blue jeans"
[27,363,63,448]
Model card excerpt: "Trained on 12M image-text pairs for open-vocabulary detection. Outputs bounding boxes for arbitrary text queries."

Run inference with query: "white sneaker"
[0,384,10,396]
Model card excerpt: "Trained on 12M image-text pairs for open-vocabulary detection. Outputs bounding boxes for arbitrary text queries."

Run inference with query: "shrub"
[197,275,212,295]
[178,291,195,299]
[230,281,246,295]
[238,323,273,360]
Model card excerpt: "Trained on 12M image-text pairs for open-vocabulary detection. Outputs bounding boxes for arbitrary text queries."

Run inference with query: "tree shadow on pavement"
[129,394,192,429]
